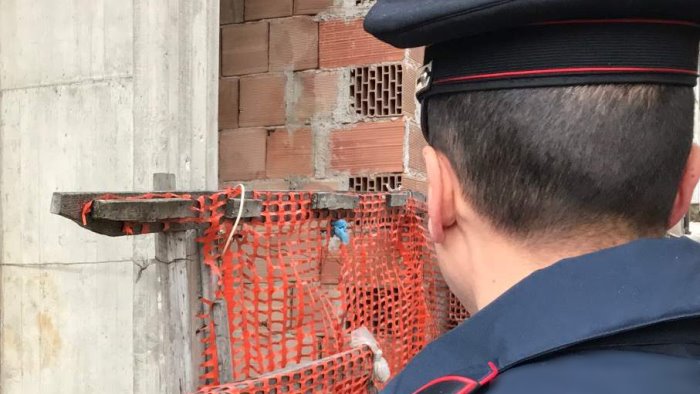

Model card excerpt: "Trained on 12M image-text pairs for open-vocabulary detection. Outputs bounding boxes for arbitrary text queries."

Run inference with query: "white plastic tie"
[350,327,391,383]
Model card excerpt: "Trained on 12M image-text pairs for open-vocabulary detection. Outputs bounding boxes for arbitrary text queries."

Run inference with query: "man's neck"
[445,223,636,312]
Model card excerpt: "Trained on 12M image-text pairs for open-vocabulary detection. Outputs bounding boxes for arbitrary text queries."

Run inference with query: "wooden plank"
[386,191,427,207]
[50,192,210,236]
[51,192,138,236]
[152,173,200,393]
[411,191,427,202]
[52,191,413,236]
[211,301,234,384]
[160,230,200,392]
[224,198,263,218]
[386,192,409,208]
[311,192,359,210]
[50,192,214,219]
[51,192,257,236]
[92,198,196,222]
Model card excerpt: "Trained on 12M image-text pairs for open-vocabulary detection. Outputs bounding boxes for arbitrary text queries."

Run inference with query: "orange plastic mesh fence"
[200,348,374,393]
[448,294,471,330]
[195,191,465,393]
[82,190,467,393]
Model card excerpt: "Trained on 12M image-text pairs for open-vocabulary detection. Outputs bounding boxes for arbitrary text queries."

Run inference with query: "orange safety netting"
[81,190,467,393]
[196,191,462,393]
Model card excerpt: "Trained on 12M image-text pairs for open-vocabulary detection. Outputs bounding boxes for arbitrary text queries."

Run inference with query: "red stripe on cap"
[435,66,699,84]
[534,19,700,28]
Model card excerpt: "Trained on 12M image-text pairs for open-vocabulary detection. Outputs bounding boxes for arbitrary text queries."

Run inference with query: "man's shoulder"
[484,349,700,394]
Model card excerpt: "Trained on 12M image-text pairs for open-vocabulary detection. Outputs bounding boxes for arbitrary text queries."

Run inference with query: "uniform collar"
[388,237,700,391]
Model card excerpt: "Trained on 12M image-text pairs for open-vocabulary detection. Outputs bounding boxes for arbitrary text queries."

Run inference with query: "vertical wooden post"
[211,300,234,383]
[154,173,202,393]
[199,193,234,384]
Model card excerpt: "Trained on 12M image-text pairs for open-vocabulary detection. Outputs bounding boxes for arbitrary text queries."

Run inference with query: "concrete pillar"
[0,1,218,393]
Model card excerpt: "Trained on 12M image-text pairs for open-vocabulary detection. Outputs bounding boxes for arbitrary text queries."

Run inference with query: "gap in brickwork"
[350,64,403,117]
[349,174,402,192]
[355,0,376,5]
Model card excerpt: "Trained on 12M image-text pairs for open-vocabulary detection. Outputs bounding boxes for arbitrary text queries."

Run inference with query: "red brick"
[408,46,425,64]
[244,0,293,21]
[239,73,286,127]
[290,70,340,124]
[266,128,314,178]
[403,64,418,119]
[270,17,319,72]
[407,121,427,173]
[291,178,349,191]
[219,128,267,182]
[330,120,405,174]
[221,21,269,76]
[293,0,332,15]
[222,178,290,190]
[401,175,427,195]
[220,0,244,24]
[351,64,403,117]
[320,19,405,68]
[219,77,239,130]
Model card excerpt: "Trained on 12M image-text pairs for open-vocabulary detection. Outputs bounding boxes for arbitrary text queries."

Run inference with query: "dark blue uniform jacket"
[382,237,700,393]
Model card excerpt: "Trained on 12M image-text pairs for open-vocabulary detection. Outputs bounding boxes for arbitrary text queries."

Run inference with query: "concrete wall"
[0,1,218,393]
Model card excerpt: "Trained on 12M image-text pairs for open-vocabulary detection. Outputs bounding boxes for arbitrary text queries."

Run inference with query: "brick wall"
[219,0,427,193]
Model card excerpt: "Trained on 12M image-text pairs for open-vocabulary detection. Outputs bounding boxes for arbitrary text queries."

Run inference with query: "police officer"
[364,1,700,393]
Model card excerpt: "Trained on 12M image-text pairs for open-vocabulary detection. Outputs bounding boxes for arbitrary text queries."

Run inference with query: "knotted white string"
[350,327,391,383]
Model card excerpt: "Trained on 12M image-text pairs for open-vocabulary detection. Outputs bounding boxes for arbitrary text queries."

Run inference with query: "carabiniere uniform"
[363,1,700,393]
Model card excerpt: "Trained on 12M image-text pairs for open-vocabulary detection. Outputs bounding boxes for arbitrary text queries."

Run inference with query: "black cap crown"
[365,0,700,138]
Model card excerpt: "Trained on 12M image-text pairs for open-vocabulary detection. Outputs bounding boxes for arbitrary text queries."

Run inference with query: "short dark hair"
[427,85,695,239]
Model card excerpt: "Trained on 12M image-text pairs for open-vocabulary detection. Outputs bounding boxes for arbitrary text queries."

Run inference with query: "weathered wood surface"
[92,198,197,221]
[158,230,201,393]
[51,192,262,237]
[311,192,359,210]
[386,191,427,207]
[386,192,409,208]
[52,191,427,237]
[211,301,234,384]
[225,197,263,218]
[152,173,202,393]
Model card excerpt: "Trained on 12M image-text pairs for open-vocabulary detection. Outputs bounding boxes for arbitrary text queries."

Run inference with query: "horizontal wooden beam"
[311,192,359,210]
[51,191,426,236]
[92,199,196,222]
[224,198,263,219]
[386,191,426,207]
[51,192,254,237]
[386,192,409,208]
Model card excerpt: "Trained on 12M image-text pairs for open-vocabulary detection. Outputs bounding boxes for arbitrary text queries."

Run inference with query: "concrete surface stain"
[37,312,62,369]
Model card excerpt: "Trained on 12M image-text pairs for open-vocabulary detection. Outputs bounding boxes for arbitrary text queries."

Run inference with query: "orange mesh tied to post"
[82,190,467,393]
[197,192,463,394]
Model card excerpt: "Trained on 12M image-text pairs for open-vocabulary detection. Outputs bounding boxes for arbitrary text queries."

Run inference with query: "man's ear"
[424,146,457,243]
[668,144,700,229]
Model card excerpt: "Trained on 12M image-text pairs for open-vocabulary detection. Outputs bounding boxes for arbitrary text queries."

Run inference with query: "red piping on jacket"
[412,362,500,394]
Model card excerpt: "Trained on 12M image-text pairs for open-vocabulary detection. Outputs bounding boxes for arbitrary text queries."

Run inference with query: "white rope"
[350,327,391,383]
[222,184,246,255]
